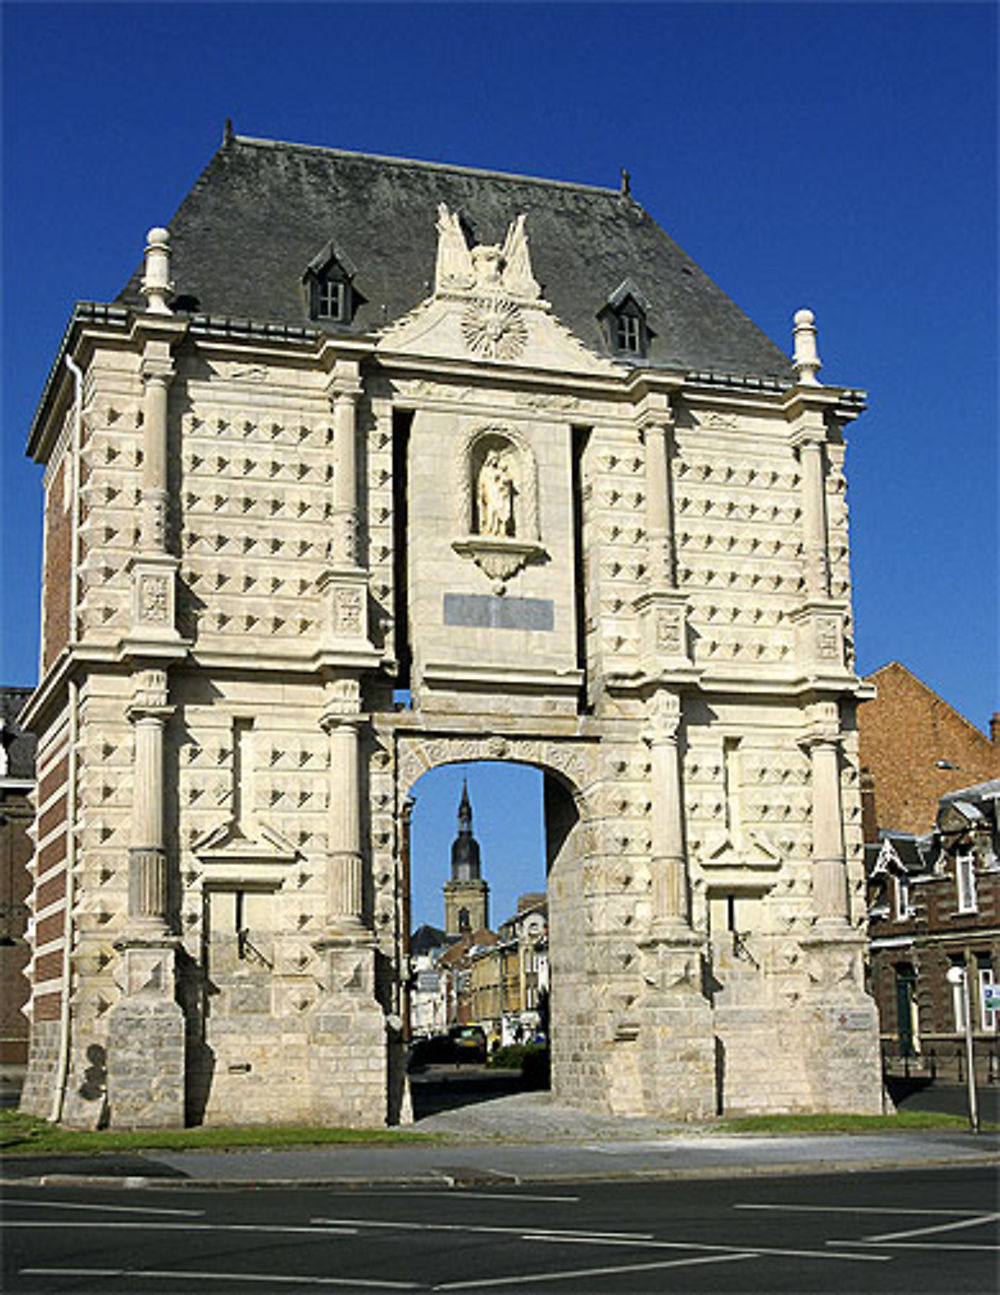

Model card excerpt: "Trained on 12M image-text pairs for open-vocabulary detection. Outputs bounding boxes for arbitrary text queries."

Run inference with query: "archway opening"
[402,759,578,1120]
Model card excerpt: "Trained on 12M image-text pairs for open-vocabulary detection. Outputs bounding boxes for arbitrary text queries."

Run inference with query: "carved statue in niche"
[453,426,546,590]
[477,449,515,537]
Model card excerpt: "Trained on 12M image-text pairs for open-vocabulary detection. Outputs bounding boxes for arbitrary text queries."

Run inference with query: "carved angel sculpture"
[434,205,474,291]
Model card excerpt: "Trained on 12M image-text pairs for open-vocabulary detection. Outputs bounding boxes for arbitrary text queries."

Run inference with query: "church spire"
[450,780,481,881]
[457,779,473,833]
[444,779,489,936]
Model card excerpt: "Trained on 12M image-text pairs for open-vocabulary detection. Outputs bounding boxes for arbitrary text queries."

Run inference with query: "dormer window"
[599,278,653,360]
[302,243,362,325]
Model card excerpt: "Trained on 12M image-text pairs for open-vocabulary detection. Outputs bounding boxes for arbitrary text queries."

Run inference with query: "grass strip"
[721,1110,995,1134]
[0,1110,442,1157]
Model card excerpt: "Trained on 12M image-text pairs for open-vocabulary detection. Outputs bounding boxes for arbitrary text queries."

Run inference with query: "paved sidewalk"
[3,1088,998,1188]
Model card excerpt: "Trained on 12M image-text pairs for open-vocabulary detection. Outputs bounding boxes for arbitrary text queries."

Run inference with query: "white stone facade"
[19,143,883,1127]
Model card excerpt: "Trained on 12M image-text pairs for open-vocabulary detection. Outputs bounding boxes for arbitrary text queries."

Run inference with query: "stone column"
[140,358,173,552]
[321,676,365,934]
[645,690,690,931]
[125,669,173,937]
[107,666,185,1130]
[635,390,691,672]
[798,430,830,598]
[804,707,850,924]
[128,227,186,647]
[329,365,362,570]
[643,414,677,588]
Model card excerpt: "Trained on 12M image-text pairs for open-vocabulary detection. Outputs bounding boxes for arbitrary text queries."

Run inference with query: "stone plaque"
[443,593,554,631]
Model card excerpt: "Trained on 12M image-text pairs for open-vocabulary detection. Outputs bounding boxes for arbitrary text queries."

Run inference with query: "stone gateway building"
[20,133,882,1128]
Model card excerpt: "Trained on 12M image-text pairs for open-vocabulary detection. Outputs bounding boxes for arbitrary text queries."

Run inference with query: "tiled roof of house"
[116,135,795,381]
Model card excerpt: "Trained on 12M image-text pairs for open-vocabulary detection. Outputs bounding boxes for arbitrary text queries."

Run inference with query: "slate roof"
[117,135,795,381]
[865,832,936,877]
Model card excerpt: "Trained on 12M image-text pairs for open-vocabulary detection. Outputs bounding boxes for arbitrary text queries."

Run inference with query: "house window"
[956,851,978,913]
[893,872,914,921]
[978,959,996,1031]
[894,963,918,1056]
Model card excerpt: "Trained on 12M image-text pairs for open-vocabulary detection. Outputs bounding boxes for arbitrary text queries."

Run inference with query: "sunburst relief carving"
[461,297,528,360]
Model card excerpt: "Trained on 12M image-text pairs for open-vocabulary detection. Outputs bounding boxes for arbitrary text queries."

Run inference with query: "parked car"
[449,1024,488,1063]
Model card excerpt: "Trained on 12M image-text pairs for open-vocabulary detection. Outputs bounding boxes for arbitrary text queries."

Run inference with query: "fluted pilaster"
[645,690,690,931]
[321,676,365,934]
[804,713,850,923]
[328,366,362,570]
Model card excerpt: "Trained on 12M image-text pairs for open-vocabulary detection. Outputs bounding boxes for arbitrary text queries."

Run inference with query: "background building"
[443,783,489,937]
[859,662,1000,837]
[860,663,999,1078]
[867,783,999,1080]
[0,688,36,1080]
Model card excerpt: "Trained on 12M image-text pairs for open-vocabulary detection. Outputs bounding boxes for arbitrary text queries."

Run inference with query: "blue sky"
[2,3,996,928]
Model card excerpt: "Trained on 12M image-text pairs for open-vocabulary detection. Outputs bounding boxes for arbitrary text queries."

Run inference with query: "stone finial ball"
[794,308,815,326]
[146,227,171,247]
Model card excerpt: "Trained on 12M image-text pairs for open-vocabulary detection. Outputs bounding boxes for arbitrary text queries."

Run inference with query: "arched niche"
[452,424,546,591]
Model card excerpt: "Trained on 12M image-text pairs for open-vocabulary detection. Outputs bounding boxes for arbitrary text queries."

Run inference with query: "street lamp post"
[946,963,980,1133]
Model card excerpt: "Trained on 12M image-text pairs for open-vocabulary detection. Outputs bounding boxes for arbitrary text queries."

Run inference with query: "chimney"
[991,711,1000,744]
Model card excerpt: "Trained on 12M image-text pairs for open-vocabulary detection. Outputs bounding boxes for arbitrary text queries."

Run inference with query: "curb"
[4,1152,998,1191]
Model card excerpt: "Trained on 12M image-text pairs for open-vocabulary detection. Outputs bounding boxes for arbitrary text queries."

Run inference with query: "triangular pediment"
[193,819,299,885]
[376,291,622,376]
[377,204,621,376]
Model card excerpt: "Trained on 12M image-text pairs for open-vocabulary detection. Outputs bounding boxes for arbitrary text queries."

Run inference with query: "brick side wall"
[859,662,1000,835]
[0,791,33,1064]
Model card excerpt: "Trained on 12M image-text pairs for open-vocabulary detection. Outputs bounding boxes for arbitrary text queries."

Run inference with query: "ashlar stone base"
[106,997,186,1129]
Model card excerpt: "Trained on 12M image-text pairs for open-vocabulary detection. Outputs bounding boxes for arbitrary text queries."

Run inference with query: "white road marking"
[433,1252,755,1289]
[312,1217,653,1240]
[862,1211,1000,1242]
[832,1241,1000,1252]
[737,1203,989,1218]
[528,1235,889,1263]
[313,1217,888,1263]
[6,1198,204,1217]
[22,1270,418,1290]
[6,1221,357,1236]
[368,1190,581,1203]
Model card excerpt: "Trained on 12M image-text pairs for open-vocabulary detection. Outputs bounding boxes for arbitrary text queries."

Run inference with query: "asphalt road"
[3,1166,997,1294]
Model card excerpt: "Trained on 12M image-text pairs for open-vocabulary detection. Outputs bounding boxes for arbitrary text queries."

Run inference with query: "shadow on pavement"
[409,1065,530,1120]
[887,1075,1000,1124]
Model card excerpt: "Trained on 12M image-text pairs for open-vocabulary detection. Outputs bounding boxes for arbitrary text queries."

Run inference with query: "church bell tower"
[444,782,490,935]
